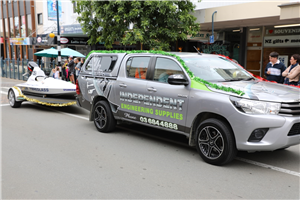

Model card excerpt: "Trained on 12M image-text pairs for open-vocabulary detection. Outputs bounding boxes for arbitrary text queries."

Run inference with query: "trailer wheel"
[8,89,21,108]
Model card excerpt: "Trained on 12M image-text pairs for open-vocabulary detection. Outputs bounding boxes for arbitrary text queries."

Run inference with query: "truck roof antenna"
[193,46,202,55]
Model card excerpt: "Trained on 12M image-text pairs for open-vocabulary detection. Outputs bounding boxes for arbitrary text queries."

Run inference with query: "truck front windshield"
[181,56,254,82]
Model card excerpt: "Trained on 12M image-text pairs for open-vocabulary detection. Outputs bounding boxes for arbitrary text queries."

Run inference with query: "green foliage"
[73,0,199,50]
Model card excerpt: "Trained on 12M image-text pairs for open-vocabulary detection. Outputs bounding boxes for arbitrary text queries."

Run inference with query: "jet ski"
[8,61,76,108]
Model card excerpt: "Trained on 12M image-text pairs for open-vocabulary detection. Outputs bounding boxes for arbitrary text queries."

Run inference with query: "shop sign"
[264,35,300,47]
[59,37,88,45]
[32,34,55,45]
[187,31,218,42]
[60,37,69,44]
[60,24,83,34]
[9,37,31,45]
[248,29,262,43]
[202,44,229,56]
[266,27,300,36]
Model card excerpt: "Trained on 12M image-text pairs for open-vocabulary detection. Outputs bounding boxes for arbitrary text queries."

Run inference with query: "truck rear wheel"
[195,118,237,166]
[93,100,116,133]
[8,89,21,108]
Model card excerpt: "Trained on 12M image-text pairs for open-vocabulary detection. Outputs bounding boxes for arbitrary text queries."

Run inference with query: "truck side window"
[153,58,185,83]
[85,57,94,72]
[126,57,151,79]
[100,56,118,72]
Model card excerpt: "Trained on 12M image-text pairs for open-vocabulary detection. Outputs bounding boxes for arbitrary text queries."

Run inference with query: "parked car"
[76,51,300,165]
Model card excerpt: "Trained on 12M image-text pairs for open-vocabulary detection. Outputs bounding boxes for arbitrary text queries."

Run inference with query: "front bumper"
[229,111,300,151]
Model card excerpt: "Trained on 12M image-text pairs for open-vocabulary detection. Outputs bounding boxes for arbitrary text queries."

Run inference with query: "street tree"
[73,0,200,50]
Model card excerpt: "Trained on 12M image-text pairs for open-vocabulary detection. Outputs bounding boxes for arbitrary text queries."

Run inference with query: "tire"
[195,118,237,166]
[8,89,21,108]
[93,100,116,133]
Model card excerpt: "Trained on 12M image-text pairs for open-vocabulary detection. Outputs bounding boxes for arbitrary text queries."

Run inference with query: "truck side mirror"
[168,74,189,86]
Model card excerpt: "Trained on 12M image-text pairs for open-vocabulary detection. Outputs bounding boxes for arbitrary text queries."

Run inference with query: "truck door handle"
[147,87,157,92]
[119,83,127,88]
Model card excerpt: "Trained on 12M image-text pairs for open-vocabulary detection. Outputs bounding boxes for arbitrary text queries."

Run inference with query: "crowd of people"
[51,55,85,84]
[48,51,300,86]
[265,52,300,86]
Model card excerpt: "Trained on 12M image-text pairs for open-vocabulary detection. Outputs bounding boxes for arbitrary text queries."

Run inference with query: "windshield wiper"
[221,77,255,82]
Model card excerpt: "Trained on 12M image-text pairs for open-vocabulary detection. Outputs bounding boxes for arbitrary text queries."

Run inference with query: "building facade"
[190,0,300,76]
[0,0,35,60]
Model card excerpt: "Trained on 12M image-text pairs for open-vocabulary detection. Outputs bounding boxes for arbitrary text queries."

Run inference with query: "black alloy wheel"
[93,100,116,133]
[195,118,237,165]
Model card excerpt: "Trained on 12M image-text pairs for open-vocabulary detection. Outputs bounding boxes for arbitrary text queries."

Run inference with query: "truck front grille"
[279,102,300,116]
[288,123,300,136]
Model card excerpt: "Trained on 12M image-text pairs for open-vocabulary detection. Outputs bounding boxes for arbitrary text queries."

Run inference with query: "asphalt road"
[1,77,299,199]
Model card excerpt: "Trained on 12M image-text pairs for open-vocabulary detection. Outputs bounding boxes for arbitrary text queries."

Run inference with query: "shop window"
[27,14,32,36]
[37,13,43,25]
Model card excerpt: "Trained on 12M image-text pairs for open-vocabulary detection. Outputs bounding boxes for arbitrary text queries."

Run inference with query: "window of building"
[14,16,20,37]
[0,20,3,37]
[10,17,14,37]
[37,13,43,25]
[27,14,32,36]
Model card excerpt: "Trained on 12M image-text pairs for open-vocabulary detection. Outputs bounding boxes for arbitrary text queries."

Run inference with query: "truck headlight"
[230,96,280,115]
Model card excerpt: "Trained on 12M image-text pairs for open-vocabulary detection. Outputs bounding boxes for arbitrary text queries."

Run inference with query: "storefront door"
[246,47,262,76]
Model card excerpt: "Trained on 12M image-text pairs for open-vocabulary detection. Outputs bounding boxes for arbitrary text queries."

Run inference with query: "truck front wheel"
[195,118,237,166]
[93,100,116,133]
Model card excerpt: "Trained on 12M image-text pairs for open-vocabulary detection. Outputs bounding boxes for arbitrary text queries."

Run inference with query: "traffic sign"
[209,35,214,43]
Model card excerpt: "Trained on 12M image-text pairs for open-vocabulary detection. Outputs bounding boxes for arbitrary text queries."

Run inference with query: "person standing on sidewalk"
[75,57,81,83]
[68,55,75,84]
[282,54,300,86]
[265,52,286,83]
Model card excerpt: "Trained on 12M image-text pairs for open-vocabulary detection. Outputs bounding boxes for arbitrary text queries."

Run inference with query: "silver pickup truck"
[76,51,300,165]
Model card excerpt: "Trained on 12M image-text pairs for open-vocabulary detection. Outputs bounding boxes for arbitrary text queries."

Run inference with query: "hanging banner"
[264,35,300,47]
[9,37,31,45]
[47,0,62,21]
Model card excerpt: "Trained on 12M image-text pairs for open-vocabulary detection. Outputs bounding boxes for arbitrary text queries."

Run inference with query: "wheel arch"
[188,112,236,147]
[8,87,24,102]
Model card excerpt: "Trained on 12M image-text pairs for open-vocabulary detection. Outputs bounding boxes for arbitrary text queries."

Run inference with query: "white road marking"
[235,157,300,177]
[55,110,89,121]
[0,104,10,107]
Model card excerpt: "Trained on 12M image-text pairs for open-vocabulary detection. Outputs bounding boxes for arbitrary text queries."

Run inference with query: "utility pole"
[56,0,61,70]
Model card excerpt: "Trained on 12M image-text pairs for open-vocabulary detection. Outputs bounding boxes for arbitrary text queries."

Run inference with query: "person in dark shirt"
[265,52,286,83]
[68,55,75,84]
